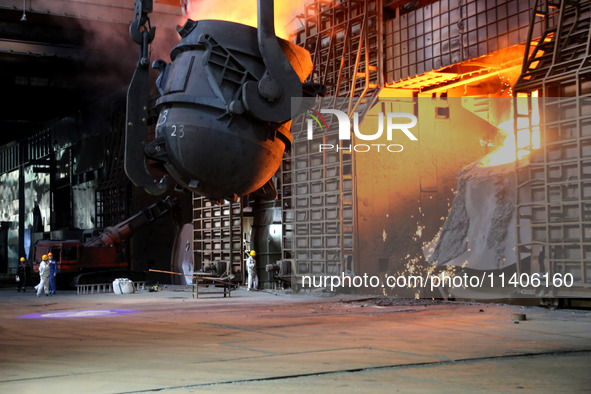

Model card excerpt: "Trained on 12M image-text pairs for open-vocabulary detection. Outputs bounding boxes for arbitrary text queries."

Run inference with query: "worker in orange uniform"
[246,250,258,291]
[48,252,58,295]
[37,254,50,297]
[16,257,27,292]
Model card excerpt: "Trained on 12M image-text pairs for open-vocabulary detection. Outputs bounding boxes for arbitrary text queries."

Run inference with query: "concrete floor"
[1,286,590,393]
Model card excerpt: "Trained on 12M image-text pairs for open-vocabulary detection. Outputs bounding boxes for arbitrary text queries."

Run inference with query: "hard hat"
[250,250,256,256]
[42,254,48,261]
[48,252,53,257]
[20,257,25,262]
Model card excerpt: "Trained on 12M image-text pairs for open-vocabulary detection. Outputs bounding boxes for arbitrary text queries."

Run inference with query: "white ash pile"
[425,160,516,271]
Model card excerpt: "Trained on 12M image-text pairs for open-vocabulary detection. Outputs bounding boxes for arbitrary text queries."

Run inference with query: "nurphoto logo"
[305,108,419,153]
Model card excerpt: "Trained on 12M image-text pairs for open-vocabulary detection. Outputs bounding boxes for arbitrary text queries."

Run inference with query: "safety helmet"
[42,254,48,261]
[48,252,53,257]
[20,257,25,262]
[249,250,256,256]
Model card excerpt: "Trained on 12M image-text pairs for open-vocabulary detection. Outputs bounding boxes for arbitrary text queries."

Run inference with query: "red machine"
[33,197,178,284]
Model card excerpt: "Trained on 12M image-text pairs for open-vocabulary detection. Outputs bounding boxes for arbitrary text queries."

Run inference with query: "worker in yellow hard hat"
[16,257,27,293]
[246,250,258,291]
[48,252,58,295]
[37,254,50,297]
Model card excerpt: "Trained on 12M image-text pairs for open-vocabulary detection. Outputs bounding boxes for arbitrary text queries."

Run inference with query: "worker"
[16,257,27,293]
[37,255,50,297]
[246,250,258,291]
[48,252,58,295]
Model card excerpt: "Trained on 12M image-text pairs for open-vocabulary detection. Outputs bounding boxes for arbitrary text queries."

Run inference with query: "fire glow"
[183,0,302,39]
[479,93,541,167]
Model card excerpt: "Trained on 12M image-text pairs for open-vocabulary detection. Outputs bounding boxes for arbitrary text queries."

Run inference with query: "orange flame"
[479,92,541,167]
[183,0,303,39]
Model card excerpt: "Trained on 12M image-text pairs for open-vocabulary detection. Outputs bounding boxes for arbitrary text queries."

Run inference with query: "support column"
[18,143,25,259]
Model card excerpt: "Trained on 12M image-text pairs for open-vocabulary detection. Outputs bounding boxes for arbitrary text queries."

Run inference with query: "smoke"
[79,19,180,95]
[66,1,308,98]
[67,1,307,99]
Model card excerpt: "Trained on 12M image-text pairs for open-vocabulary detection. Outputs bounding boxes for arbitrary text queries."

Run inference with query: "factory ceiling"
[0,0,182,147]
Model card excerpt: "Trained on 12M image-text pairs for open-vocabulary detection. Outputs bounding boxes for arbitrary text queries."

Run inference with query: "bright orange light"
[479,94,541,167]
[478,120,518,167]
[183,0,303,39]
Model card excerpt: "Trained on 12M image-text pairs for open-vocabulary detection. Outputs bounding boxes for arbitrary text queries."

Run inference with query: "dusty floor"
[1,285,590,393]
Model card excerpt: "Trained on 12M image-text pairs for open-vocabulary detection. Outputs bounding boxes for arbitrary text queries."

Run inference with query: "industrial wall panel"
[513,0,591,297]
[384,0,543,83]
[192,195,243,281]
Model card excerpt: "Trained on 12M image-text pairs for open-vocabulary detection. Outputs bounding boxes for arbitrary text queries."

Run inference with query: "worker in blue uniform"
[16,257,27,292]
[48,252,58,295]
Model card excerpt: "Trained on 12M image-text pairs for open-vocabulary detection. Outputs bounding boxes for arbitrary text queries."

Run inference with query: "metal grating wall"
[0,129,51,176]
[282,108,351,276]
[514,0,591,297]
[384,0,543,82]
[95,103,129,228]
[283,0,383,277]
[192,196,243,281]
[294,0,383,97]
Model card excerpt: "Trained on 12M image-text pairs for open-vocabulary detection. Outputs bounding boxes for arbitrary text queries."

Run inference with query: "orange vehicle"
[33,197,178,285]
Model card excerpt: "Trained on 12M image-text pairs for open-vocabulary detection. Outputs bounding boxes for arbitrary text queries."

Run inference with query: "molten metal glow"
[183,0,302,39]
[479,94,541,167]
[479,121,515,167]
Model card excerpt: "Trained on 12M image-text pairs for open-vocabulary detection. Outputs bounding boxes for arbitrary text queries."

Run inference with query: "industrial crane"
[125,0,318,202]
